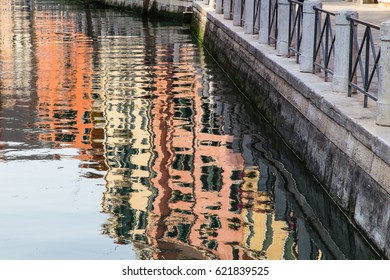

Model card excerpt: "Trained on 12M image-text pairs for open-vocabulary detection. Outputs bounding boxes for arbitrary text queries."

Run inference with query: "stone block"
[306,104,328,134]
[370,157,390,194]
[325,118,349,152]
[291,114,310,160]
[305,126,330,184]
[283,86,310,117]
[351,140,374,175]
[354,182,390,254]
[328,148,355,210]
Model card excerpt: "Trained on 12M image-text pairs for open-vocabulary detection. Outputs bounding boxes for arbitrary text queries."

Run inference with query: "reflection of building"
[0,2,106,166]
[146,63,298,259]
[96,23,156,247]
[239,167,295,260]
[0,0,36,153]
[75,15,324,260]
[4,3,324,259]
[34,9,96,162]
[100,95,155,244]
[0,0,348,260]
[94,19,304,259]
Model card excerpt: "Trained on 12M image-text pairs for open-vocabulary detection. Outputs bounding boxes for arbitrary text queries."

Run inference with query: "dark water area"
[0,0,380,259]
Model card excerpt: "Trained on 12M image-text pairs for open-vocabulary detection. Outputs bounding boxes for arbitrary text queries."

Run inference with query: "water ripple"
[0,0,379,260]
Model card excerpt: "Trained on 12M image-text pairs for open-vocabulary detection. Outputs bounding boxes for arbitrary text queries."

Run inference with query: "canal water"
[0,0,380,260]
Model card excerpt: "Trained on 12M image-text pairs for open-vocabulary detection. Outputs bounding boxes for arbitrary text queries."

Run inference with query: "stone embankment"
[191,1,390,258]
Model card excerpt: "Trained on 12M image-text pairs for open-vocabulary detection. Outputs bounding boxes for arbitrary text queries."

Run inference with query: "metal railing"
[268,0,278,46]
[348,17,380,107]
[229,0,234,19]
[204,0,383,109]
[252,0,261,33]
[313,7,335,82]
[288,0,303,62]
[240,0,246,26]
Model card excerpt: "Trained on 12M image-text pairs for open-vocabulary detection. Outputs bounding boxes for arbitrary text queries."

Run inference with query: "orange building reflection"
[31,6,105,167]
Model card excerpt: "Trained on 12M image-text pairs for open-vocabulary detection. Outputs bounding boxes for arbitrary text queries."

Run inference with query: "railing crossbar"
[313,6,335,16]
[313,62,334,75]
[348,16,380,31]
[349,82,378,102]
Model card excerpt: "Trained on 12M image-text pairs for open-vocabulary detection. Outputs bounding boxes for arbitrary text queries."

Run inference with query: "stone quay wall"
[192,1,390,258]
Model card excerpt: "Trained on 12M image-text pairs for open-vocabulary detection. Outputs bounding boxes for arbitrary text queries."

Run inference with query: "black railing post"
[313,7,318,73]
[241,0,245,26]
[268,0,278,47]
[288,0,292,57]
[324,16,329,81]
[268,0,272,45]
[364,29,370,107]
[348,18,354,97]
[297,4,301,63]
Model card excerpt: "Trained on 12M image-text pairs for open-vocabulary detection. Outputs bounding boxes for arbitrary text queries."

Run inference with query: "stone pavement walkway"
[322,1,390,26]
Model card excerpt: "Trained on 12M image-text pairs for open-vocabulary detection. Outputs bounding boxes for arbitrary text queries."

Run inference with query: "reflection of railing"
[288,0,303,63]
[348,17,380,107]
[269,0,278,46]
[313,7,335,81]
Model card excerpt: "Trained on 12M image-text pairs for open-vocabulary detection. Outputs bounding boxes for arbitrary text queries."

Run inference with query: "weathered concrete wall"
[94,0,192,16]
[192,2,390,258]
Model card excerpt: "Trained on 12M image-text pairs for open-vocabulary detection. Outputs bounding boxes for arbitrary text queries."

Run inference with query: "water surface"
[0,0,379,259]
